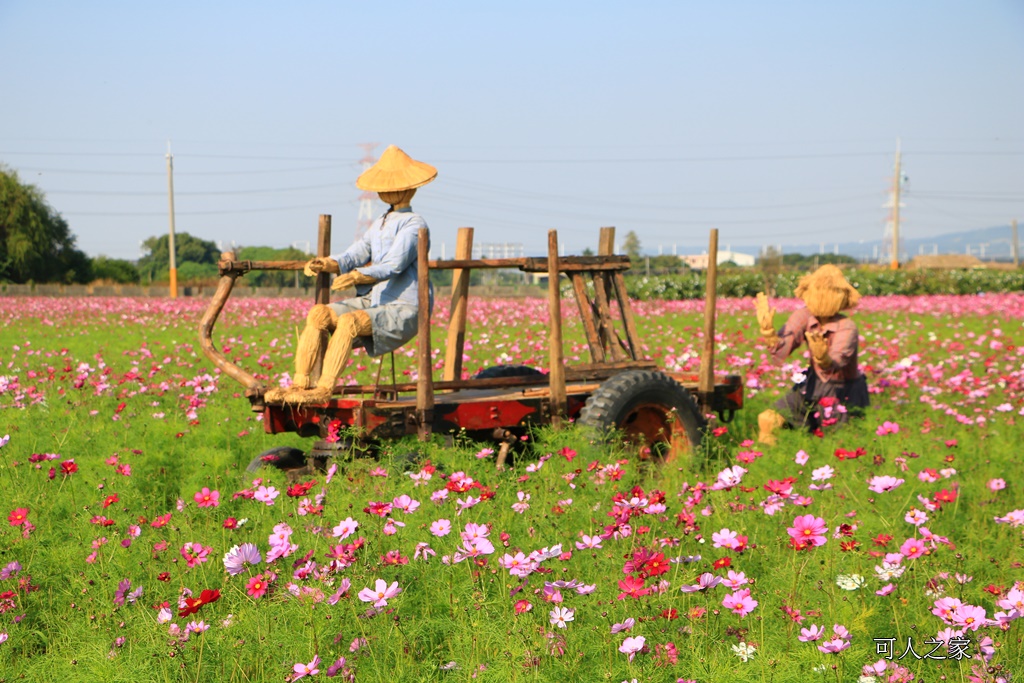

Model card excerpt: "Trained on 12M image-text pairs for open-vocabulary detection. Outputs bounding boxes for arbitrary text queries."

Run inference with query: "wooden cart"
[199,220,742,469]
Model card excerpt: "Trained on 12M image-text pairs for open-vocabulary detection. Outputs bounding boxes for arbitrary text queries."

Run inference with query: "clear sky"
[1,0,1022,261]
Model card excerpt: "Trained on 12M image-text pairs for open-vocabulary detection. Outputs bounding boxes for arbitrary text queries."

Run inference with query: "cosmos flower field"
[0,292,1022,682]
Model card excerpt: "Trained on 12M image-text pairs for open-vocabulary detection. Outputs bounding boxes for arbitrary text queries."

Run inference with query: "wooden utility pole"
[416,227,434,441]
[443,227,474,382]
[166,144,178,298]
[890,140,902,270]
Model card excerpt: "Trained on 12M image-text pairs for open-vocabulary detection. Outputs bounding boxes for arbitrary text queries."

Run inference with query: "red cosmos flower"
[713,557,732,569]
[286,480,317,498]
[513,599,532,614]
[222,518,238,529]
[558,447,577,462]
[150,513,172,528]
[789,538,811,551]
[983,584,1004,596]
[711,427,728,437]
[839,540,860,552]
[642,553,671,578]
[934,488,958,504]
[617,575,650,600]
[102,494,119,509]
[660,608,679,620]
[157,572,171,582]
[873,533,893,547]
[7,508,28,527]
[60,460,78,476]
[178,588,221,618]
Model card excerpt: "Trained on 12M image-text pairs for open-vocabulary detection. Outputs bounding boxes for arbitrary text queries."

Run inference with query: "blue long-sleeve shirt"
[330,207,432,309]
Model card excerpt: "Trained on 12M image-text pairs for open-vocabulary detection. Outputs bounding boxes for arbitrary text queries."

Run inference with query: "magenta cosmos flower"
[357,579,401,608]
[193,487,219,508]
[722,588,758,617]
[787,515,828,547]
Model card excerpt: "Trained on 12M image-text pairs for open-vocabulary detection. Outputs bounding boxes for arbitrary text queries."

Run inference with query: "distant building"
[681,250,756,269]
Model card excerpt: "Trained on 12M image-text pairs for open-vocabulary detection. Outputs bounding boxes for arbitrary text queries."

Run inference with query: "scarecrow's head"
[356,145,437,208]
[794,264,861,319]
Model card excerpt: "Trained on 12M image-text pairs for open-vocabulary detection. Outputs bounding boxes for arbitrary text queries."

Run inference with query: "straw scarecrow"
[265,146,436,405]
[755,265,869,444]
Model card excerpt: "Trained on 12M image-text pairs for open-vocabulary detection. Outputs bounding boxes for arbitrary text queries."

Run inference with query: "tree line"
[1,166,314,287]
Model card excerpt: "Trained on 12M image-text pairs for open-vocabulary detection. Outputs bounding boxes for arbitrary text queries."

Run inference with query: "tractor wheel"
[577,370,705,462]
[473,365,544,380]
[246,446,307,473]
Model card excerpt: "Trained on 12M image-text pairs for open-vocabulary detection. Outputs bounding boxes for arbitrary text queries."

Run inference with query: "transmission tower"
[354,143,379,241]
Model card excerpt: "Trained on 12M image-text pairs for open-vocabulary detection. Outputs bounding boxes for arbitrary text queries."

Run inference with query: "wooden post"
[310,214,332,384]
[315,215,332,305]
[547,230,567,428]
[443,227,474,381]
[416,227,434,440]
[698,229,719,414]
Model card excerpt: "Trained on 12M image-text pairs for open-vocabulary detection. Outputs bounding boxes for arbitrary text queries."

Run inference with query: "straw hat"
[795,264,861,318]
[356,145,437,192]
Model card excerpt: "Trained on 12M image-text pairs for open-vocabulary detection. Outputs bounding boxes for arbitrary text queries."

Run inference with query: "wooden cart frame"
[199,218,742,466]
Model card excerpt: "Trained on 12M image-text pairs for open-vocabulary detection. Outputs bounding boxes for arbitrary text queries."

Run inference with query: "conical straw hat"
[356,145,437,192]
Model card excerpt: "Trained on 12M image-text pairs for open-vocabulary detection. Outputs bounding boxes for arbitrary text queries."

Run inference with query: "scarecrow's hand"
[755,292,778,344]
[303,257,340,277]
[330,270,377,292]
[805,331,832,369]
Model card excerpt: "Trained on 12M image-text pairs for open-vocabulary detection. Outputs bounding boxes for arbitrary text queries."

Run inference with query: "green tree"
[0,166,91,283]
[91,256,140,283]
[137,232,219,282]
[622,230,642,263]
[237,245,315,288]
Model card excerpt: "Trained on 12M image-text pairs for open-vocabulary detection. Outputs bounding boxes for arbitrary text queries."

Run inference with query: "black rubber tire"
[246,446,307,473]
[577,370,705,462]
[473,365,545,380]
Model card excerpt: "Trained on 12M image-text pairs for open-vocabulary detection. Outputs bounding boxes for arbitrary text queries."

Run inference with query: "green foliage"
[0,166,92,284]
[89,256,140,284]
[625,268,1024,300]
[236,245,315,288]
[137,232,219,282]
[622,230,642,263]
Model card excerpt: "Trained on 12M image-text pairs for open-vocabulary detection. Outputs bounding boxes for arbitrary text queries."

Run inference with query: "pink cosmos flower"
[988,478,1006,492]
[430,519,452,537]
[711,528,739,550]
[619,635,646,661]
[246,574,269,598]
[722,588,758,617]
[876,421,900,435]
[679,572,721,593]
[392,494,420,514]
[193,487,219,508]
[787,514,828,547]
[357,579,401,608]
[794,449,809,465]
[576,534,602,550]
[932,597,964,624]
[951,604,987,632]
[293,655,320,680]
[253,485,279,505]
[799,624,824,641]
[818,638,850,654]
[868,476,904,493]
[876,583,896,596]
[899,537,925,559]
[331,517,358,540]
[611,617,635,634]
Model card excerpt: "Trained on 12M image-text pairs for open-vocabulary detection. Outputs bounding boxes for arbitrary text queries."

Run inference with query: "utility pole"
[1013,219,1019,268]
[888,140,902,269]
[166,142,178,298]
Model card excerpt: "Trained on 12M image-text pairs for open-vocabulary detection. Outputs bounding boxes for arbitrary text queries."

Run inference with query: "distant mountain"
[660,224,1019,262]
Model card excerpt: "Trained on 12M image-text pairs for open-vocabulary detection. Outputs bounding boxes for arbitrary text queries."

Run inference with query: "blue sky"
[1,0,1022,260]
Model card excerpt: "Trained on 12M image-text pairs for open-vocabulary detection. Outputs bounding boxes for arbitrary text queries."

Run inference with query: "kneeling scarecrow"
[265,145,436,405]
[755,265,869,444]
